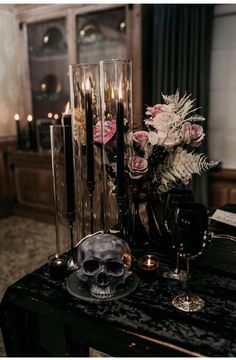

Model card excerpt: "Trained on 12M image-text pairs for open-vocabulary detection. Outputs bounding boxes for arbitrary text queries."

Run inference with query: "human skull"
[76,233,132,299]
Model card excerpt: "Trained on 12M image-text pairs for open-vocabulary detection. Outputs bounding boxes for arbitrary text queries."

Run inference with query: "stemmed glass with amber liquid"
[171,202,209,312]
[163,189,194,281]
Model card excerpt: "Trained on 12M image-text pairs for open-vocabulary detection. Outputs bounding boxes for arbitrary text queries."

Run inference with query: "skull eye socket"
[83,260,99,274]
[106,261,123,275]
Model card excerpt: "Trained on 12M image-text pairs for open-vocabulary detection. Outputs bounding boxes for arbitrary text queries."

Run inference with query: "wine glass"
[171,202,208,312]
[163,189,194,281]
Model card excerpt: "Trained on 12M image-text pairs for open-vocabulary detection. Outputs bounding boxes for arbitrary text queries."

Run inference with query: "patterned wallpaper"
[0,9,23,138]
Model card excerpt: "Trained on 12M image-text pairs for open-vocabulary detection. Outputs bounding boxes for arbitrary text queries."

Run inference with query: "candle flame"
[27,115,33,122]
[86,78,91,91]
[111,87,114,99]
[14,114,20,121]
[65,102,70,114]
[147,258,152,266]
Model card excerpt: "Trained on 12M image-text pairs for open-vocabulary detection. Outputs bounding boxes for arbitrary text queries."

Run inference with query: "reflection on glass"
[42,27,63,48]
[79,22,102,44]
[76,8,126,64]
[40,74,62,95]
[118,19,126,33]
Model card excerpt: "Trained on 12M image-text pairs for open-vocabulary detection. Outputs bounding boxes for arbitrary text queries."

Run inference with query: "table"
[1,236,236,357]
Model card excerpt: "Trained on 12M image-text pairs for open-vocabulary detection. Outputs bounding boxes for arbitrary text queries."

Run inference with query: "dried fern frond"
[154,147,220,193]
[162,90,197,120]
[185,114,205,123]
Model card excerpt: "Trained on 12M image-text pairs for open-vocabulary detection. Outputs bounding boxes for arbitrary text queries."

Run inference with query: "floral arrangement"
[73,90,219,198]
[95,90,219,198]
[128,91,219,196]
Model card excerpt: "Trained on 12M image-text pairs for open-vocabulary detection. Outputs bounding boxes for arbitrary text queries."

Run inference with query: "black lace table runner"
[0,236,236,357]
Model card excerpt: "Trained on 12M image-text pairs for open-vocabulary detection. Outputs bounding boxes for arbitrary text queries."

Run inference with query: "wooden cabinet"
[16,4,142,128]
[0,137,17,219]
[8,151,55,223]
[27,17,69,120]
[1,4,142,223]
[209,169,236,208]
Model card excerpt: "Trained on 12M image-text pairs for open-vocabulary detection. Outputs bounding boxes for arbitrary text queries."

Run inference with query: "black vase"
[146,194,168,245]
[132,197,151,248]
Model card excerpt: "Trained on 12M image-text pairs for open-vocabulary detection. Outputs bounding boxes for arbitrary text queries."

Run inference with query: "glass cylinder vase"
[99,59,133,244]
[69,63,104,237]
[50,124,80,269]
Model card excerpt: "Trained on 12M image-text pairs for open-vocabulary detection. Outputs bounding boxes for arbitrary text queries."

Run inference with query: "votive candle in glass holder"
[137,254,159,282]
[48,254,67,280]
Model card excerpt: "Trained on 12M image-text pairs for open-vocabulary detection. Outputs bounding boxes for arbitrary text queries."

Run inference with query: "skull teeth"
[90,285,115,299]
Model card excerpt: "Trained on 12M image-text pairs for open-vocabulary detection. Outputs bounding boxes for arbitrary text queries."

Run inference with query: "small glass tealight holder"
[48,254,68,281]
[137,254,159,282]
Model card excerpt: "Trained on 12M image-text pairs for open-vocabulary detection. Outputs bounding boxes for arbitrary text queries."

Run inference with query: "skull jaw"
[90,283,115,299]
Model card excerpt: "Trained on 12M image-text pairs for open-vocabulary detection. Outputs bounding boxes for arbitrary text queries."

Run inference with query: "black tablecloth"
[1,236,236,357]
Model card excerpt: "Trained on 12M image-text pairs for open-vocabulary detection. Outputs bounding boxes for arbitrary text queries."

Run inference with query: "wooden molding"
[209,168,236,181]
[0,136,17,149]
[14,4,122,23]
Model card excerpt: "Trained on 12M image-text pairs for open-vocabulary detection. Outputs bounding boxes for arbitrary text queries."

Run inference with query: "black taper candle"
[63,118,75,218]
[28,119,33,149]
[85,90,95,192]
[14,114,22,150]
[28,116,37,151]
[62,114,71,126]
[116,100,125,198]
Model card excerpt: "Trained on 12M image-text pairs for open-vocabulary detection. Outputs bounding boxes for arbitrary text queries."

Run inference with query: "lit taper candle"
[116,85,125,199]
[14,113,22,150]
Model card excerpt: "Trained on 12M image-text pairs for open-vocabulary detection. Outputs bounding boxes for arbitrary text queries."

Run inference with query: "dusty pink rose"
[145,104,168,117]
[133,131,149,149]
[190,124,205,147]
[128,156,148,180]
[183,122,205,147]
[93,119,116,144]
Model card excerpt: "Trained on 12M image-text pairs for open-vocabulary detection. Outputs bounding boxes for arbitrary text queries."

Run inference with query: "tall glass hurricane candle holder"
[99,59,133,243]
[69,63,103,237]
[50,125,80,270]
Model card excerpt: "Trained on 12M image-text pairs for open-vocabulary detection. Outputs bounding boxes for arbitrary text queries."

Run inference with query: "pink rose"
[190,124,205,147]
[145,104,167,117]
[93,119,116,144]
[183,122,205,147]
[128,156,148,180]
[133,131,149,149]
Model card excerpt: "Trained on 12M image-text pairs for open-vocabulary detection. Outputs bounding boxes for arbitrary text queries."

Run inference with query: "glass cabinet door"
[76,7,126,64]
[27,18,69,120]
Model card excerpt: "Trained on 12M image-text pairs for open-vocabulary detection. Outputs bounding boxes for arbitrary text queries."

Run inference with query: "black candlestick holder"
[66,211,78,270]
